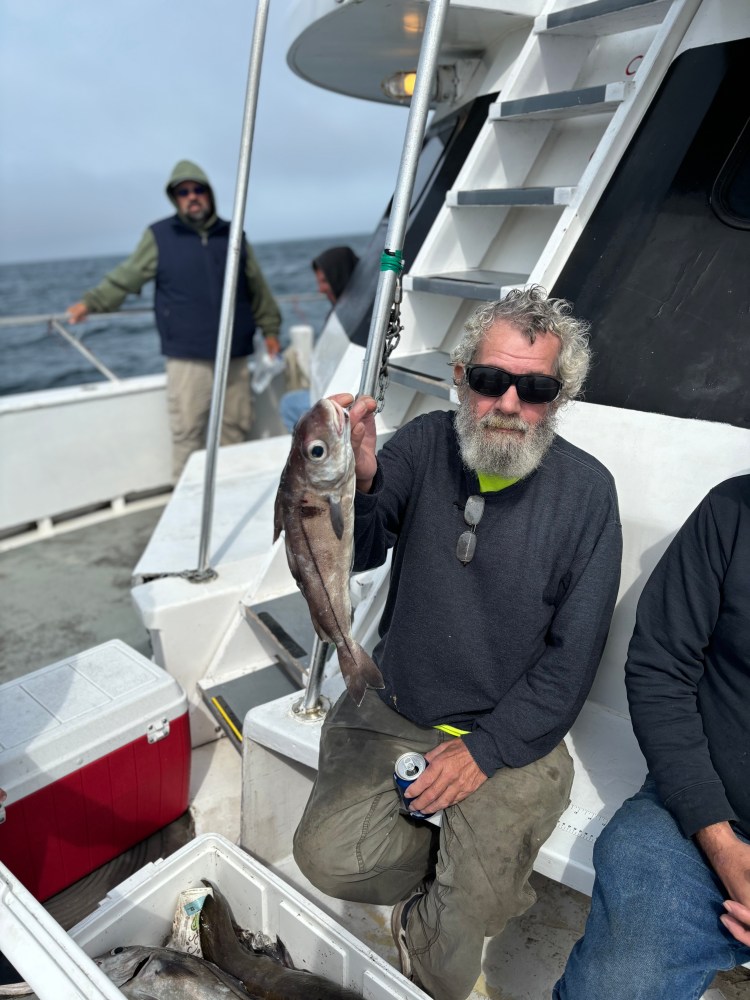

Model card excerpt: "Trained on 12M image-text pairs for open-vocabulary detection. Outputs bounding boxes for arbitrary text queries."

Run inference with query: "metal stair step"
[537,0,671,36]
[446,186,576,207]
[404,270,528,301]
[243,591,315,683]
[490,81,631,121]
[388,351,453,400]
[202,664,301,750]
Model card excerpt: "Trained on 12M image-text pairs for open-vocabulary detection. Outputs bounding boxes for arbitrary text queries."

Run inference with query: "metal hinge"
[147,717,170,743]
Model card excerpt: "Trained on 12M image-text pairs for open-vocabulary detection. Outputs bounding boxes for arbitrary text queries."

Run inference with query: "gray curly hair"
[450,286,591,403]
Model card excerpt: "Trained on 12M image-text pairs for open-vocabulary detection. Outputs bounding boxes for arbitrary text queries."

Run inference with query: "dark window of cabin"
[553,39,750,428]
[711,118,750,229]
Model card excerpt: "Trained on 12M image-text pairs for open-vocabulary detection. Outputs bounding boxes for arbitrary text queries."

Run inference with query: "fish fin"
[273,488,284,543]
[338,642,385,706]
[275,936,295,969]
[285,539,301,582]
[311,616,332,644]
[344,670,368,707]
[327,495,345,540]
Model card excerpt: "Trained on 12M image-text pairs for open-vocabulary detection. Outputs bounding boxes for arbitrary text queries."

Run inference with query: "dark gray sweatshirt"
[353,410,622,776]
[626,476,750,839]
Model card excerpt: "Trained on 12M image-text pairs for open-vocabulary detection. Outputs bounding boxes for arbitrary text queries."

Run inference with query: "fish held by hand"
[274,398,383,706]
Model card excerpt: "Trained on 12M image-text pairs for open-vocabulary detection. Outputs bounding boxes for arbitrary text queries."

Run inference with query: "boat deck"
[0,510,747,998]
[0,507,161,684]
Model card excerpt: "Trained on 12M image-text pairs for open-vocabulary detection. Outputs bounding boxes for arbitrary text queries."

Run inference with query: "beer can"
[394,751,432,818]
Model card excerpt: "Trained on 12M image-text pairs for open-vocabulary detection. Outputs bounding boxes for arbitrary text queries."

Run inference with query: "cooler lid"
[0,640,187,798]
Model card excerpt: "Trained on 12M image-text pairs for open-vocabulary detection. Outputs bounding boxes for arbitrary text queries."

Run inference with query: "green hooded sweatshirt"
[81,159,281,345]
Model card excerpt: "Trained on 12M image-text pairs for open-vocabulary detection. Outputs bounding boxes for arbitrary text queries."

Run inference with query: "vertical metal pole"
[359,0,451,399]
[297,636,330,715]
[297,0,451,714]
[195,0,271,578]
[291,636,329,720]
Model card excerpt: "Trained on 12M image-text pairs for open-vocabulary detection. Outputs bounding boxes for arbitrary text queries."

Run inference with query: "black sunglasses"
[463,365,561,404]
[174,184,208,198]
[456,495,485,565]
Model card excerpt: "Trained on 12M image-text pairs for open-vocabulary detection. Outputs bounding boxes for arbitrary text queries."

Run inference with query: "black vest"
[150,215,257,359]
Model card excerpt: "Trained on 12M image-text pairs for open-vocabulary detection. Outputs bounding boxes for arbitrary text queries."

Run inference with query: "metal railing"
[0,296,322,386]
[0,310,153,384]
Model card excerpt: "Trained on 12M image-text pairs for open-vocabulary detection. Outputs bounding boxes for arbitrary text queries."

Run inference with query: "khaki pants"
[294,690,573,1000]
[165,357,252,480]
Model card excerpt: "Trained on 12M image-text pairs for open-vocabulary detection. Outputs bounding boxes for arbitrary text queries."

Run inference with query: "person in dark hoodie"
[66,159,281,479]
[279,245,359,432]
[554,475,750,1000]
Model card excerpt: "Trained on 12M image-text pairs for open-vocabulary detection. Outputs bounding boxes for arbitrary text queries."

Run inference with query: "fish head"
[92,945,152,986]
[292,398,354,491]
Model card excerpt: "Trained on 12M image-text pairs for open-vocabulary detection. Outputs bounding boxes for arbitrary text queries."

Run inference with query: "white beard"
[455,399,557,479]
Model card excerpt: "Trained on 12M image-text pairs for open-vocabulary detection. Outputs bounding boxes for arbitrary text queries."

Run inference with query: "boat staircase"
[389,0,701,408]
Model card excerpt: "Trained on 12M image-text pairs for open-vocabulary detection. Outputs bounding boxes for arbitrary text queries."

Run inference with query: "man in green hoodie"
[67,160,282,479]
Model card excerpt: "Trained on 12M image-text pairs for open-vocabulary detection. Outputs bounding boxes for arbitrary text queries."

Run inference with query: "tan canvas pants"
[165,357,252,480]
[294,690,573,1000]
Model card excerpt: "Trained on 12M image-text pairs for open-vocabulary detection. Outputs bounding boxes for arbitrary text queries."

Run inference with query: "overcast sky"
[0,0,409,263]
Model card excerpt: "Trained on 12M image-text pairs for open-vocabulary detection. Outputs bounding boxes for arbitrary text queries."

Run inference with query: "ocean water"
[0,233,370,396]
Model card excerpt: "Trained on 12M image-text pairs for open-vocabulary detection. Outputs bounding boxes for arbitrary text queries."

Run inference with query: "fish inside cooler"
[0,833,425,1000]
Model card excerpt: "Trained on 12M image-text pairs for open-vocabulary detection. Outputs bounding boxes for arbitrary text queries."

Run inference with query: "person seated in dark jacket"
[554,476,750,999]
[279,245,359,432]
[67,159,281,479]
[293,286,622,1000]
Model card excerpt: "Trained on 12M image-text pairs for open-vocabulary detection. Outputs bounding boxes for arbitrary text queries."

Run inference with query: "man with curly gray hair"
[294,286,621,1000]
[452,286,591,480]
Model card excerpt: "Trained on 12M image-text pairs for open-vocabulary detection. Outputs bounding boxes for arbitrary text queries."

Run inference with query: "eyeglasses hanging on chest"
[456,495,485,565]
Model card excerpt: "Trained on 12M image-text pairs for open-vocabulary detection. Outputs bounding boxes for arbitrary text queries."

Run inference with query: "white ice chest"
[0,832,426,1000]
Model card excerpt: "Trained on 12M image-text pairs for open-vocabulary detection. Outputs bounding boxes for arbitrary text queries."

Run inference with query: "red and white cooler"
[0,640,190,901]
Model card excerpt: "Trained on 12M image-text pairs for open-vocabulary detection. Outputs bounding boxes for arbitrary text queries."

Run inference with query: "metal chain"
[375,270,403,412]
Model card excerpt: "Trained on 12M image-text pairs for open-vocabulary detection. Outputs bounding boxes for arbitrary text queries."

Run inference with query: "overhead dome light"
[381,65,460,105]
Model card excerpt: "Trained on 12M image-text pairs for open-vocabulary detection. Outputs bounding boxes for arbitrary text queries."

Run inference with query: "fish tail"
[338,643,385,706]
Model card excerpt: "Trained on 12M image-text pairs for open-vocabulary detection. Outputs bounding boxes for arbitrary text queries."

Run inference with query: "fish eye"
[307,440,327,461]
[112,947,124,954]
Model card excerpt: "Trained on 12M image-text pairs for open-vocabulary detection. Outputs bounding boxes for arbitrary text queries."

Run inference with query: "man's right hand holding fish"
[293,289,623,1000]
[329,392,378,494]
